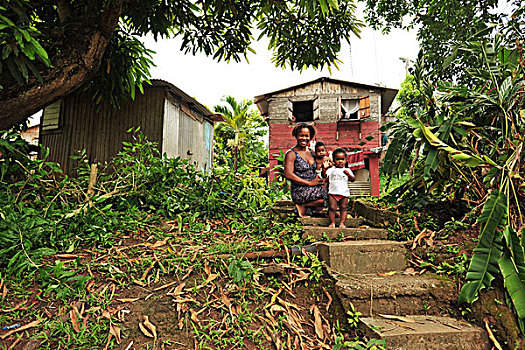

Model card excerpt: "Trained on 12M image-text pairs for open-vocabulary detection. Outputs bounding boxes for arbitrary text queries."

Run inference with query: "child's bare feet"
[328,223,336,228]
[338,223,346,228]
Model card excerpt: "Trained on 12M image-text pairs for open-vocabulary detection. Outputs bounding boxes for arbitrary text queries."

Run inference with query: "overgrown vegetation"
[0,130,378,349]
[213,96,268,173]
[381,10,525,337]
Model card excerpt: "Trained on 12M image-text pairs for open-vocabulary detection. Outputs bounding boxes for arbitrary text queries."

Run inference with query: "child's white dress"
[326,167,353,197]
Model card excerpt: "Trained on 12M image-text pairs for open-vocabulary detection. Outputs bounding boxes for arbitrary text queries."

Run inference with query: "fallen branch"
[0,319,41,339]
[484,318,503,350]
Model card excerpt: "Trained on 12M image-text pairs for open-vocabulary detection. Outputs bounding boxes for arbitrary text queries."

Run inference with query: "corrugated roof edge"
[147,79,214,119]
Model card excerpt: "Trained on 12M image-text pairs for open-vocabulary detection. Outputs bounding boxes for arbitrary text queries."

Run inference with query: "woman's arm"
[284,150,323,186]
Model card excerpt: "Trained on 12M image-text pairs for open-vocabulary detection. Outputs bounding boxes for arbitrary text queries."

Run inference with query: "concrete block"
[334,273,455,316]
[348,200,398,228]
[317,240,406,274]
[303,226,387,240]
[299,217,364,227]
[359,315,490,350]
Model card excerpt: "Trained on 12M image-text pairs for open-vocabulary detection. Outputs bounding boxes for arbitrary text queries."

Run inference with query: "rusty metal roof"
[148,79,222,121]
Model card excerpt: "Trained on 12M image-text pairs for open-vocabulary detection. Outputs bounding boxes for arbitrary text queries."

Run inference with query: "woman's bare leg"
[303,199,324,208]
[339,197,349,228]
[328,195,337,228]
[295,204,310,218]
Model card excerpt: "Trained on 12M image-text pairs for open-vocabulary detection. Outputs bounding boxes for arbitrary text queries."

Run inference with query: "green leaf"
[499,251,525,319]
[459,190,507,304]
[418,121,485,167]
[442,47,458,69]
[424,148,439,177]
[498,76,511,101]
[503,226,525,283]
[29,37,50,66]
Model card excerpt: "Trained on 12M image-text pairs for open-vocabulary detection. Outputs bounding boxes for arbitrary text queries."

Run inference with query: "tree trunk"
[409,142,421,177]
[233,146,238,173]
[0,1,123,130]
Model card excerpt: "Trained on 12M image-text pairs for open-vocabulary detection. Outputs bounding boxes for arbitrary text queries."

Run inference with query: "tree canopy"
[363,0,522,83]
[0,0,362,130]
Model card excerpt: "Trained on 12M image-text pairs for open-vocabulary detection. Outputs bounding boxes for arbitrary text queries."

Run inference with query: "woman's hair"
[332,147,347,160]
[314,141,325,151]
[292,123,316,138]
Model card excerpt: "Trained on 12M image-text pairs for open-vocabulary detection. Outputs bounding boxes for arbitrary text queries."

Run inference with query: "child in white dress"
[322,148,355,228]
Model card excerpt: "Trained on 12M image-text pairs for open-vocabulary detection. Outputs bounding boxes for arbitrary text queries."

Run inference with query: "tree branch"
[0,0,124,130]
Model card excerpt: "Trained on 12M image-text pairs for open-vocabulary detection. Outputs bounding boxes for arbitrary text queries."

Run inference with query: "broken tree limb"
[87,163,98,197]
[214,245,317,260]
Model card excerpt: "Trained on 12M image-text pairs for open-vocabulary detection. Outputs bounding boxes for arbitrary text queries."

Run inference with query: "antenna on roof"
[348,41,354,79]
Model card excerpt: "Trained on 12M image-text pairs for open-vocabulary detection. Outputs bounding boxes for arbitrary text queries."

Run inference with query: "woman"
[284,123,327,217]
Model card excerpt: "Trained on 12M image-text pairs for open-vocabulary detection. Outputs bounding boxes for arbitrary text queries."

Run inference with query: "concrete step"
[299,216,364,227]
[303,226,387,240]
[332,272,456,316]
[359,315,489,350]
[274,199,295,207]
[349,200,398,228]
[317,240,406,274]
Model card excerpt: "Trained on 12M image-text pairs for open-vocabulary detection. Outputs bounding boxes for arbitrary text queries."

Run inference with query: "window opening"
[340,99,360,119]
[42,100,61,131]
[292,101,313,122]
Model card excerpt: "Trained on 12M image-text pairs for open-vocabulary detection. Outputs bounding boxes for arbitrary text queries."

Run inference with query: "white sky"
[142,23,419,110]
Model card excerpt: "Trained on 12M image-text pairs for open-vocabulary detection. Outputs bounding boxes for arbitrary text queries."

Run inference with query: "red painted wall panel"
[269,121,381,160]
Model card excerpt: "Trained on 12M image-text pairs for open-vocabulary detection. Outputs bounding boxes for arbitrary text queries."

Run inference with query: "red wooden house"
[254,77,398,196]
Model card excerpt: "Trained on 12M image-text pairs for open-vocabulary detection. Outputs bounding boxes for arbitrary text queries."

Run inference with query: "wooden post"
[87,163,98,197]
[369,155,380,197]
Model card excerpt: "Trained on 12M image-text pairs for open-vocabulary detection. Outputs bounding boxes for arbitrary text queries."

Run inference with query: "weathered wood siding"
[40,88,164,173]
[268,81,381,123]
[269,121,381,164]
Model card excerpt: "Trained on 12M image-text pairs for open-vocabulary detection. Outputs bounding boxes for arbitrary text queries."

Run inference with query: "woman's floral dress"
[289,148,328,205]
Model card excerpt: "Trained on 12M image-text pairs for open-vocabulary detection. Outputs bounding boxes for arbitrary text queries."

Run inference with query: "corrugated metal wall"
[203,121,213,172]
[41,87,215,174]
[161,99,214,171]
[162,100,180,158]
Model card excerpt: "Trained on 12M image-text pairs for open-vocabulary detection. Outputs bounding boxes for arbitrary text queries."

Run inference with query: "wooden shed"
[254,77,398,196]
[39,79,221,174]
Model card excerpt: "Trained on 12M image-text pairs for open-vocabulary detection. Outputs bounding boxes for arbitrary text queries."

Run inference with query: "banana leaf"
[503,226,525,282]
[500,226,525,319]
[459,190,507,304]
[499,250,525,319]
[417,121,486,167]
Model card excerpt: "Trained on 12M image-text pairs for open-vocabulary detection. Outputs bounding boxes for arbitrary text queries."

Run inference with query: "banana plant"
[383,17,525,328]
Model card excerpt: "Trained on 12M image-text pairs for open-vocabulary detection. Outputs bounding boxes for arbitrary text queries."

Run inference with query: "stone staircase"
[272,200,490,350]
